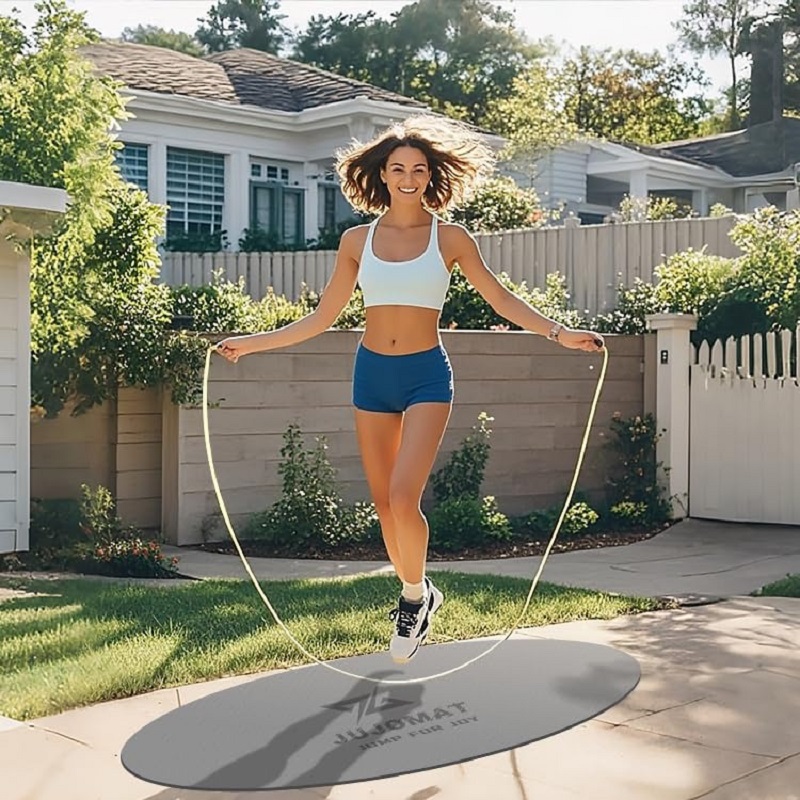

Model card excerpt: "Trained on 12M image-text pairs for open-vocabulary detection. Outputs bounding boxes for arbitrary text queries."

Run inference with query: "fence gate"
[689,329,800,524]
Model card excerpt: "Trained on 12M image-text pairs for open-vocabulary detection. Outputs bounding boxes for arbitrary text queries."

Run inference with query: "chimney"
[748,19,785,127]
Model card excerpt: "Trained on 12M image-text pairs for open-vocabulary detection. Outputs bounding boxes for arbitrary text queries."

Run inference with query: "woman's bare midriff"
[360,306,443,354]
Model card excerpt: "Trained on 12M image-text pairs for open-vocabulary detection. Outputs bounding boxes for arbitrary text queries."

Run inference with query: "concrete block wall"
[165,330,645,545]
[30,387,162,530]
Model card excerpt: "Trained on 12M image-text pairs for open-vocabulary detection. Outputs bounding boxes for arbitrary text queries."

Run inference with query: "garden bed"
[194,524,669,562]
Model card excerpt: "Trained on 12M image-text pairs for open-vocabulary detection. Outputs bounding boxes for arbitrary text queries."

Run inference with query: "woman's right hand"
[215,337,252,363]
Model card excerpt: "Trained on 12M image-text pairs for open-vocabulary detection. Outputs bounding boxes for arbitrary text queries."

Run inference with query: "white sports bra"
[358,215,451,311]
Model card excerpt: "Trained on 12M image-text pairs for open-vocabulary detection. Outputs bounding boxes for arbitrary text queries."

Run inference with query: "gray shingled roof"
[654,118,800,177]
[614,140,711,169]
[81,42,427,113]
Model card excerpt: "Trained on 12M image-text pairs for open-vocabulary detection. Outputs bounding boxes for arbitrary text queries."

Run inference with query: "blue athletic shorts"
[352,343,454,413]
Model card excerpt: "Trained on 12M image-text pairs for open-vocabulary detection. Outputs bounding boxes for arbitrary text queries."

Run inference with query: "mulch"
[193,526,668,562]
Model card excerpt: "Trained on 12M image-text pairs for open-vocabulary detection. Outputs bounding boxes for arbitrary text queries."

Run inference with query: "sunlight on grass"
[0,617,134,672]
[0,603,81,629]
[0,633,180,720]
[0,572,661,720]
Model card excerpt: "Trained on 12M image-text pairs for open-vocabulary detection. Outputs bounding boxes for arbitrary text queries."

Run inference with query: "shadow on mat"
[142,669,424,798]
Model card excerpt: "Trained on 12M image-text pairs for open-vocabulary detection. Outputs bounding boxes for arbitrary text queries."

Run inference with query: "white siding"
[0,253,25,553]
[120,101,420,248]
[533,145,590,214]
[0,182,66,553]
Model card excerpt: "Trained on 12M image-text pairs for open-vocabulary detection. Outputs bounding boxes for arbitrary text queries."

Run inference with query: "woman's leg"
[354,409,404,579]
[389,402,452,586]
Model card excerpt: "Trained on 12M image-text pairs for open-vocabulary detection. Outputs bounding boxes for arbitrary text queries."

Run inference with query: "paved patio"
[2,518,800,800]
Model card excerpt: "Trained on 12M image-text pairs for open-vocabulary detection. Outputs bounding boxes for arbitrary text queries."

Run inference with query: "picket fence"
[689,328,800,524]
[160,215,740,318]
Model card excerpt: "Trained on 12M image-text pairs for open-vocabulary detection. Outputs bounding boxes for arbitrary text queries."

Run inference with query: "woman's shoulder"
[338,223,371,252]
[339,224,369,261]
[437,220,476,246]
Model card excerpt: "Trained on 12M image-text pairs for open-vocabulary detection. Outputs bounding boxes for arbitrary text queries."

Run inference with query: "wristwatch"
[547,323,563,342]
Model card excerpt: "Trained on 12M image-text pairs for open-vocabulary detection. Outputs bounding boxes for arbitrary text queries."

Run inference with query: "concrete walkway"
[3,518,800,800]
[168,517,800,600]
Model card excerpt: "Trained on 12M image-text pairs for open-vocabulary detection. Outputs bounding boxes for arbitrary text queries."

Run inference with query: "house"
[528,117,800,224]
[81,42,429,250]
[84,41,800,245]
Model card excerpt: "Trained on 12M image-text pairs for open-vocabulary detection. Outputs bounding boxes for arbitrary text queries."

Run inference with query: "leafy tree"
[484,63,580,181]
[293,0,540,125]
[196,0,289,54]
[32,186,208,417]
[294,12,395,87]
[557,46,713,144]
[673,0,754,128]
[0,0,125,237]
[1,1,206,416]
[120,24,205,57]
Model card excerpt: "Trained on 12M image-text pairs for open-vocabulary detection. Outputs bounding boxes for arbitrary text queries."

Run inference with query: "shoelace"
[388,605,422,637]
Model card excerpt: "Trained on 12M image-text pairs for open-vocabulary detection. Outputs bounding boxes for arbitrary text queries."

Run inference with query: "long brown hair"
[335,115,495,215]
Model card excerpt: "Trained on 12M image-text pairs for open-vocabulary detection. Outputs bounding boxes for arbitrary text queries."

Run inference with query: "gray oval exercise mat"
[121,638,640,792]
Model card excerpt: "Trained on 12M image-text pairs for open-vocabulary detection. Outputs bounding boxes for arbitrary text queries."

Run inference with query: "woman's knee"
[373,497,393,521]
[388,481,422,520]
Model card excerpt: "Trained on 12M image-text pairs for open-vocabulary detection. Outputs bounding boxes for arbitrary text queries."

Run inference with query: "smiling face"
[380,145,431,206]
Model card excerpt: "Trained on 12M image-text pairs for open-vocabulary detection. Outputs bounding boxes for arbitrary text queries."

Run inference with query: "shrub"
[20,491,178,577]
[308,216,371,251]
[239,216,371,253]
[654,248,734,323]
[243,423,377,550]
[709,203,733,217]
[244,424,342,547]
[170,273,263,333]
[593,279,660,334]
[727,207,800,334]
[441,268,583,331]
[605,413,671,525]
[162,229,228,253]
[428,495,512,551]
[88,538,179,578]
[79,483,125,545]
[27,497,83,567]
[300,285,366,329]
[596,210,800,344]
[238,227,298,253]
[431,412,493,502]
[450,176,542,233]
[608,501,650,530]
[617,195,693,222]
[260,287,313,330]
[561,501,600,536]
[75,484,177,577]
[511,500,599,539]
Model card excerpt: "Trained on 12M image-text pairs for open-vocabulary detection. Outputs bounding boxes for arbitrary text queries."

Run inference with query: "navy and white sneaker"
[424,576,444,624]
[388,577,444,663]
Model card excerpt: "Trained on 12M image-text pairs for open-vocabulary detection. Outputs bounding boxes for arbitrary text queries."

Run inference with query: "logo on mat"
[322,689,414,722]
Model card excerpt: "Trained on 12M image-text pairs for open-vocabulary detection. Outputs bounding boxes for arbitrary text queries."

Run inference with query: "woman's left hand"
[558,328,605,352]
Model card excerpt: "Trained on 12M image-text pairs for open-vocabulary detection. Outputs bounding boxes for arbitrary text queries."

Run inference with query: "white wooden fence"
[160,216,740,318]
[689,329,800,524]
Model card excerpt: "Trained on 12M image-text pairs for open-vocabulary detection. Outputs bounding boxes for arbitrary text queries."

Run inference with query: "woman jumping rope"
[217,115,605,665]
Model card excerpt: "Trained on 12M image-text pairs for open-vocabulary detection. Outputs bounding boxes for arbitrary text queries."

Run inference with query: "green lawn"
[0,571,662,721]
[757,574,800,597]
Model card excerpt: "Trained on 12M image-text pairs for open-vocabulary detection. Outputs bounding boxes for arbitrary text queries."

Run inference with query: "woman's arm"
[443,224,604,352]
[216,228,362,362]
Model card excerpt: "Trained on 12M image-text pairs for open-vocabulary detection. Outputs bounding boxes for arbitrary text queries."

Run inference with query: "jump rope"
[202,341,609,686]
